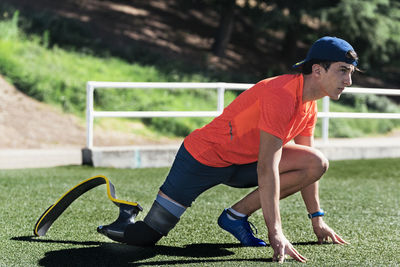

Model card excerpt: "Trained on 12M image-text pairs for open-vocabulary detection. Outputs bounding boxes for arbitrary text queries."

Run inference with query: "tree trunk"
[282,23,300,61]
[212,0,236,57]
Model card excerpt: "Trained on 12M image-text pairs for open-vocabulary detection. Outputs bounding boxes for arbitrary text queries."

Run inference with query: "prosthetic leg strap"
[143,201,179,236]
[33,175,142,237]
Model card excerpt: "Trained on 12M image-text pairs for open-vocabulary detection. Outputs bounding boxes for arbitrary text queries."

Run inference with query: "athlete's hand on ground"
[312,217,348,245]
[268,231,307,263]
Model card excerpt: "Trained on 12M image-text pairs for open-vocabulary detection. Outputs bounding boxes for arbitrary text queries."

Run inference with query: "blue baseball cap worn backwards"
[293,36,358,68]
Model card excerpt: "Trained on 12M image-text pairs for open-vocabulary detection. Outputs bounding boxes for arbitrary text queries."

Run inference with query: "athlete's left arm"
[294,135,348,245]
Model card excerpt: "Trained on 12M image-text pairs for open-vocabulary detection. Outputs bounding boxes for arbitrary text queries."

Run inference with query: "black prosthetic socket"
[124,200,180,246]
[124,221,162,246]
[144,201,180,235]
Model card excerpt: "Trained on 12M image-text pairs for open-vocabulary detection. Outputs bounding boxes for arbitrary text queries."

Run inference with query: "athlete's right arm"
[257,130,306,263]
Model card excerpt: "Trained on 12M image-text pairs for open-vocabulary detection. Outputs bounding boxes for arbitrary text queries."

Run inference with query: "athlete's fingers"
[293,247,308,262]
[334,233,349,244]
[273,250,279,262]
[329,232,338,243]
[278,246,285,263]
[287,246,306,263]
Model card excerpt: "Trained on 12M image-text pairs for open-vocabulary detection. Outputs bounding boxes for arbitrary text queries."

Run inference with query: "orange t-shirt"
[184,74,317,167]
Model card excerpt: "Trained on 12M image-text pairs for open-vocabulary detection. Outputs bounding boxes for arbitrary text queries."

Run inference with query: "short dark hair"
[301,60,332,75]
[346,50,359,62]
[301,50,360,75]
[346,50,361,72]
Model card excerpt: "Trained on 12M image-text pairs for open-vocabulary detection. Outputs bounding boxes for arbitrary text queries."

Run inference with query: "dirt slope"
[0,76,180,148]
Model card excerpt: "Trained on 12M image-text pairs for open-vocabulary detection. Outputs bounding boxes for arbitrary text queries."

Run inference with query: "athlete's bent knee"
[307,148,329,182]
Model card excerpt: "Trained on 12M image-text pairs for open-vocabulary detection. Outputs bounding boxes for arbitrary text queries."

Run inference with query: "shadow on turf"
[12,237,274,266]
[11,235,105,246]
[39,243,275,266]
[13,236,323,266]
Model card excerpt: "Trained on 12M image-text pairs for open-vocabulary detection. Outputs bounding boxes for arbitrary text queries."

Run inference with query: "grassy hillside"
[0,12,399,138]
[0,12,236,136]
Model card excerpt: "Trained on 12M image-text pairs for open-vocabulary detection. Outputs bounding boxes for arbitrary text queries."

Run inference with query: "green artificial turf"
[0,158,399,266]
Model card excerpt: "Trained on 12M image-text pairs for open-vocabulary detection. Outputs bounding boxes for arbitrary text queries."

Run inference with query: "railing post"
[86,82,94,149]
[217,83,225,113]
[322,96,330,144]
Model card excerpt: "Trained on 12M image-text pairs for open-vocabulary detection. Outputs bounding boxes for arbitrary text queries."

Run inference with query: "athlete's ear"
[312,64,321,76]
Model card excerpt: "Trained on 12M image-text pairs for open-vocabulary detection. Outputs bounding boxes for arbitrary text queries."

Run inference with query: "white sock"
[226,207,246,220]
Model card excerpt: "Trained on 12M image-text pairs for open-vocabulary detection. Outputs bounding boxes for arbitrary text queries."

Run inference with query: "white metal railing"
[317,87,400,143]
[86,81,400,148]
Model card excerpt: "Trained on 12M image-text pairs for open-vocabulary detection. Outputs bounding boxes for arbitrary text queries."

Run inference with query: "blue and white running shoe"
[218,209,266,247]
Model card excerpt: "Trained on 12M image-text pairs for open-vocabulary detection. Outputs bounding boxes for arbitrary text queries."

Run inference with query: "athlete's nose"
[344,73,352,87]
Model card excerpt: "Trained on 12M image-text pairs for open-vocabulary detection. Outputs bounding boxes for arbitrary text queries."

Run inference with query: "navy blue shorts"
[160,144,258,207]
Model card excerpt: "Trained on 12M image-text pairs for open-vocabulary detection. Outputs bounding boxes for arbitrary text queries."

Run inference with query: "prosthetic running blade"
[33,175,142,237]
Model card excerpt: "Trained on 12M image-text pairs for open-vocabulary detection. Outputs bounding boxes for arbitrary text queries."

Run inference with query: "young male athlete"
[99,36,357,263]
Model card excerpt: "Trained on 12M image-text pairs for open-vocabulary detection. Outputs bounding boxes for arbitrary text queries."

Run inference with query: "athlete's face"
[319,62,354,100]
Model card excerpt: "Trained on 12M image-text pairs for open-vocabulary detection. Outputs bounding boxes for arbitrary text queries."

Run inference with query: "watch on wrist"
[308,209,325,219]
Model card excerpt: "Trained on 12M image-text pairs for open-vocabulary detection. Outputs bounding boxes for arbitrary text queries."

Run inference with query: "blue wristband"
[308,209,325,219]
